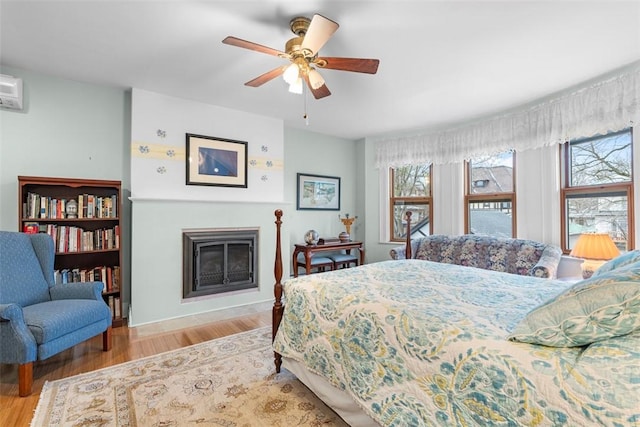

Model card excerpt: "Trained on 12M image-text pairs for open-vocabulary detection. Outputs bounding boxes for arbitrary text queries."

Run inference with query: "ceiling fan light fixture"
[308,68,325,89]
[283,63,300,85]
[289,77,303,94]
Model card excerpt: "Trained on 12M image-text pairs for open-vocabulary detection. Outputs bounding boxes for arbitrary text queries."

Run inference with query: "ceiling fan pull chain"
[303,82,309,125]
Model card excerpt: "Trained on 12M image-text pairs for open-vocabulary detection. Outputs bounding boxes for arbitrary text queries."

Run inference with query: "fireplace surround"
[182,228,259,299]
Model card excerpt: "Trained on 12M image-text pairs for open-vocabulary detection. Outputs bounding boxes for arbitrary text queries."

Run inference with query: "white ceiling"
[1,1,639,140]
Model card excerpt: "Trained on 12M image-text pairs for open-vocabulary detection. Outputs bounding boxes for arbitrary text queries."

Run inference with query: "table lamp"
[569,233,620,279]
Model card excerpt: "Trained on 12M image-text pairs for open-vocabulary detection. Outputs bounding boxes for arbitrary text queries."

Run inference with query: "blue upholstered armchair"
[0,231,112,396]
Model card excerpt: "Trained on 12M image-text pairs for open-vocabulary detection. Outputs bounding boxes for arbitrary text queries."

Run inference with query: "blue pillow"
[592,250,640,277]
[508,263,640,347]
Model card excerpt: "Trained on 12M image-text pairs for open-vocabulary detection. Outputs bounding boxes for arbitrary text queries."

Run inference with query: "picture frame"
[186,133,248,188]
[296,173,341,210]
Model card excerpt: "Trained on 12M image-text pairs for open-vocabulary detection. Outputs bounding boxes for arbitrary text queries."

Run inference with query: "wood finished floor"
[0,311,271,427]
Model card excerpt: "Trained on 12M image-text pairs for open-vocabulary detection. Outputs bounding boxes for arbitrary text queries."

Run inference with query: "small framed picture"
[186,133,248,188]
[296,173,340,210]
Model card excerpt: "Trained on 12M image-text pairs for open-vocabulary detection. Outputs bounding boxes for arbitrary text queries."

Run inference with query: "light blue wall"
[129,199,288,325]
[0,66,133,311]
[0,66,130,228]
[283,127,359,255]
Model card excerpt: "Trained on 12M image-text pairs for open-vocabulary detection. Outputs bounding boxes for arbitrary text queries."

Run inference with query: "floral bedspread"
[272,260,640,426]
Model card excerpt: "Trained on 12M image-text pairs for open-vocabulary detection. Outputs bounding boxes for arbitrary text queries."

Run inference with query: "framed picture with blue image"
[296,173,341,210]
[186,133,248,188]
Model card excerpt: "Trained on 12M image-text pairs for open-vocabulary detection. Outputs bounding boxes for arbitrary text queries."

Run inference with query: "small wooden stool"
[329,253,359,269]
[296,253,335,275]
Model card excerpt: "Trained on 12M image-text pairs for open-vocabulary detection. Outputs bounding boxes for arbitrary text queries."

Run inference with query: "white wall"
[361,137,389,262]
[131,89,284,202]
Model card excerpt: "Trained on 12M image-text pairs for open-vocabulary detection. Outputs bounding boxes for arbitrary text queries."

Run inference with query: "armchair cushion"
[23,300,111,344]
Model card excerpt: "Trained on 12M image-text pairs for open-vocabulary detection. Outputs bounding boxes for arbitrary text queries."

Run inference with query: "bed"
[270,210,640,426]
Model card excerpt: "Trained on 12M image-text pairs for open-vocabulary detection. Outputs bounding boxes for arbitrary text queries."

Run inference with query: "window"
[465,151,515,237]
[390,164,432,242]
[561,129,634,252]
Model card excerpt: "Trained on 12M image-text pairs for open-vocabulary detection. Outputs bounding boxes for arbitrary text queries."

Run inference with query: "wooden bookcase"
[18,176,124,327]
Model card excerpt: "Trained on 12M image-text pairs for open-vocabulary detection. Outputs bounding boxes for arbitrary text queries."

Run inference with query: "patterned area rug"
[31,327,348,426]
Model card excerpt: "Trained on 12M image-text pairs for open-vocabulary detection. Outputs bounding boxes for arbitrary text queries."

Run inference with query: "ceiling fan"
[222,14,380,99]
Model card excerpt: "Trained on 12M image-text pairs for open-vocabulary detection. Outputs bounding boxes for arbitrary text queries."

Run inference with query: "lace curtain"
[374,61,640,168]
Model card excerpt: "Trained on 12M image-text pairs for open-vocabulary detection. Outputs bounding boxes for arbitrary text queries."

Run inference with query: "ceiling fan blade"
[316,57,380,74]
[222,36,288,58]
[303,74,331,99]
[310,83,332,100]
[300,14,339,56]
[245,66,287,87]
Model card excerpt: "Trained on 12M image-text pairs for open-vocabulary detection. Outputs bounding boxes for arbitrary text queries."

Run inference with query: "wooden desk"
[293,241,365,277]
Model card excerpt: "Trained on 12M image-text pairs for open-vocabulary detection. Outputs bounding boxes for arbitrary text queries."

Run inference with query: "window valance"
[375,61,640,168]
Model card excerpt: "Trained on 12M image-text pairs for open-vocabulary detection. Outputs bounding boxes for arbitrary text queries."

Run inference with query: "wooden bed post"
[405,211,413,259]
[272,209,284,373]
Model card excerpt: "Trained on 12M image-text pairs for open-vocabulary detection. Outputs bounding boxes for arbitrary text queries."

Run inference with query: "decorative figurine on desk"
[304,229,319,245]
[338,213,357,242]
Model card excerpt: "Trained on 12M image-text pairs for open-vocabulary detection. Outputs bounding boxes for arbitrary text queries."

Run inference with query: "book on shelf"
[105,266,113,292]
[108,296,115,316]
[106,295,121,319]
[79,194,86,218]
[23,222,39,234]
[114,296,121,318]
[40,196,47,218]
[112,266,121,291]
[86,195,95,218]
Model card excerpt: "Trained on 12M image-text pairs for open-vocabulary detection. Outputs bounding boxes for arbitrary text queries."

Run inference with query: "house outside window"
[561,129,634,252]
[390,164,432,242]
[465,151,515,237]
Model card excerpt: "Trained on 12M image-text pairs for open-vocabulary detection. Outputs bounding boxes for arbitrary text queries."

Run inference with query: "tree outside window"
[390,164,432,241]
[561,129,634,252]
[465,151,515,237]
